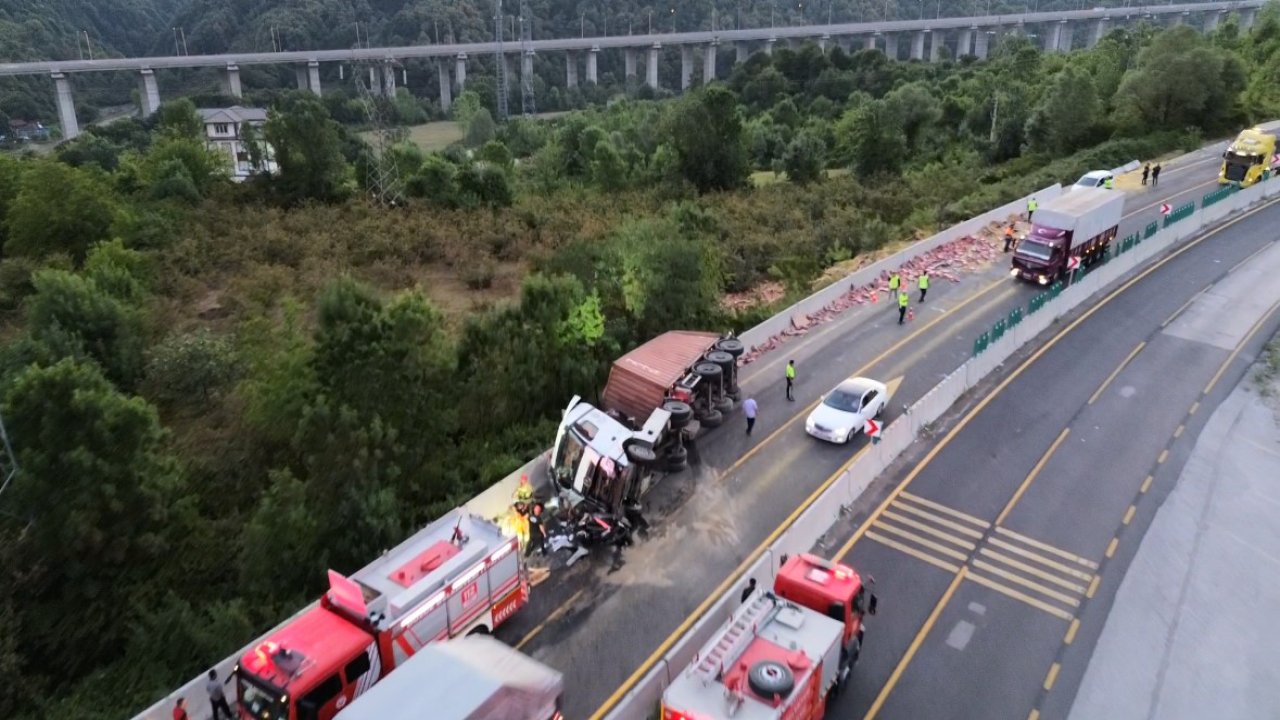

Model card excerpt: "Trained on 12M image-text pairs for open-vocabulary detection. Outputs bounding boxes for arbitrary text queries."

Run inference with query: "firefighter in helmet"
[512,475,534,548]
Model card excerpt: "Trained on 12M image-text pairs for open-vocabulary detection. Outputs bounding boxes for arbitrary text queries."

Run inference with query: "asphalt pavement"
[491,135,1251,719]
[815,180,1280,719]
[1066,341,1280,720]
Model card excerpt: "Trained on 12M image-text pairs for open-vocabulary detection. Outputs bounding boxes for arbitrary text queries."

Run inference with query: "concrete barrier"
[601,172,1280,720]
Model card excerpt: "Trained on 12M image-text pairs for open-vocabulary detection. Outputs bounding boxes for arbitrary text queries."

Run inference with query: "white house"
[197,106,277,180]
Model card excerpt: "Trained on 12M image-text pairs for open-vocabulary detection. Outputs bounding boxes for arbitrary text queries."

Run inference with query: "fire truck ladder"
[693,591,776,683]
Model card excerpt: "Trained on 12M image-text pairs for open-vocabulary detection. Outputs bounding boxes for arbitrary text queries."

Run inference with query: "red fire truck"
[660,554,878,720]
[233,509,528,720]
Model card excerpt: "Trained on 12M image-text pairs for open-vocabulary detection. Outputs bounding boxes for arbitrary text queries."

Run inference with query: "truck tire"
[716,338,746,358]
[715,396,734,414]
[623,441,658,465]
[747,660,795,699]
[704,350,736,372]
[662,400,694,429]
[700,409,723,428]
[664,445,688,471]
[693,362,722,380]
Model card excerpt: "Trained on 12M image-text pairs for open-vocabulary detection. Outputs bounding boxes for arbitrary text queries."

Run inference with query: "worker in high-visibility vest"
[785,360,796,401]
[1003,224,1016,253]
[888,272,901,294]
[511,475,533,548]
[918,271,930,303]
[1104,176,1114,190]
[897,290,910,325]
[1027,197,1039,221]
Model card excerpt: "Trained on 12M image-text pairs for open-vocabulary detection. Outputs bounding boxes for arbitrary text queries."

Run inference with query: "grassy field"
[749,167,851,187]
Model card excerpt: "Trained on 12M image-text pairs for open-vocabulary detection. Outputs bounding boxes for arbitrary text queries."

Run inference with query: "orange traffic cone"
[907,308,915,322]
[871,292,879,304]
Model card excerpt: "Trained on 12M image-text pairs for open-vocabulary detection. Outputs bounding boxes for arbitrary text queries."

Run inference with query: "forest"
[2,4,1280,718]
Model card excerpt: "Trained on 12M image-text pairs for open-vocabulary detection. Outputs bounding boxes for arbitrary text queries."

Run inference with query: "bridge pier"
[765,38,776,56]
[910,31,925,60]
[703,41,717,85]
[51,72,79,140]
[885,33,898,59]
[222,64,242,98]
[624,48,637,84]
[1057,21,1073,51]
[382,62,396,97]
[1204,11,1221,33]
[587,47,598,84]
[736,41,749,63]
[646,44,660,90]
[1088,18,1109,47]
[295,64,309,90]
[368,66,378,95]
[1240,8,1257,28]
[138,68,161,116]
[438,61,452,111]
[566,51,578,88]
[681,45,694,90]
[929,31,942,61]
[864,35,877,52]
[456,53,467,89]
[307,60,322,96]
[973,29,990,59]
[957,28,972,57]
[522,51,535,101]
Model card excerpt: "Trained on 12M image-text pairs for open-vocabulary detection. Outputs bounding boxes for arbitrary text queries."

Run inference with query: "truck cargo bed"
[601,330,721,422]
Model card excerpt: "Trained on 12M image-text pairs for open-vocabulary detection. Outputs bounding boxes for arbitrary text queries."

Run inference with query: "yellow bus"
[1219,127,1277,187]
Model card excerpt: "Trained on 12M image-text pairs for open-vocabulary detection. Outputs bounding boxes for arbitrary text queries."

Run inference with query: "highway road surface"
[818,179,1280,718]
[490,134,1255,719]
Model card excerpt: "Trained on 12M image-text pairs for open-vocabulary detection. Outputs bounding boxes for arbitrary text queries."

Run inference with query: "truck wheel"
[716,338,746,358]
[715,396,734,414]
[662,400,693,429]
[623,441,658,465]
[747,660,795,699]
[693,362,722,380]
[704,350,736,372]
[700,409,723,428]
[664,445,688,471]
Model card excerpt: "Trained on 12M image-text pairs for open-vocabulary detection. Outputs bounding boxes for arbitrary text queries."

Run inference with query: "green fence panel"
[991,318,1007,341]
[973,331,989,356]
[1163,201,1195,228]
[1028,291,1048,314]
[1201,184,1238,208]
[1008,307,1024,327]
[1144,221,1158,238]
[1049,280,1064,298]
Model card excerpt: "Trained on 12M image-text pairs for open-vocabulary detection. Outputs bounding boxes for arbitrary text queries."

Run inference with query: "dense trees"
[3,8,1280,720]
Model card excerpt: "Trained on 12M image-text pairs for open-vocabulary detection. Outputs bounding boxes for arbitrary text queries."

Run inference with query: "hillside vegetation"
[1,6,1279,719]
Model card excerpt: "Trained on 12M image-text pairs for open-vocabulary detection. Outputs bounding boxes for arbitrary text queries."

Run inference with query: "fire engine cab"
[661,554,877,720]
[233,509,527,720]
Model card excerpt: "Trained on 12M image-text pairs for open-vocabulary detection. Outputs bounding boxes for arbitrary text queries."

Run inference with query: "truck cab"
[1220,128,1276,187]
[773,553,876,667]
[548,397,670,515]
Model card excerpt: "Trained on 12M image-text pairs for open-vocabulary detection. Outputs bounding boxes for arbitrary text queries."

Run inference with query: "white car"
[1072,170,1114,190]
[805,376,890,444]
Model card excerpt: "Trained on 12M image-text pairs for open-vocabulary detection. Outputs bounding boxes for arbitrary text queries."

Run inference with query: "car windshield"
[823,389,863,413]
[238,673,288,720]
[1076,176,1099,187]
[552,430,587,488]
[1016,238,1055,262]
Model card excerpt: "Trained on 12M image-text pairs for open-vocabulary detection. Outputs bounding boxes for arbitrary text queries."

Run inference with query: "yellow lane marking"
[1088,342,1146,404]
[996,428,1071,525]
[1203,295,1280,395]
[1174,424,1185,438]
[899,490,989,528]
[863,569,968,720]
[1105,538,1119,558]
[880,510,978,550]
[1160,287,1206,328]
[865,531,963,574]
[971,560,1083,608]
[994,527,1100,569]
[1141,475,1154,493]
[966,571,1075,622]
[515,588,585,651]
[872,522,971,563]
[1157,449,1169,464]
[978,548,1090,593]
[1087,576,1101,598]
[1189,401,1200,415]
[1029,710,1041,720]
[1044,662,1061,691]
[985,537,1096,581]
[891,502,987,540]
[1123,505,1137,525]
[1064,618,1081,645]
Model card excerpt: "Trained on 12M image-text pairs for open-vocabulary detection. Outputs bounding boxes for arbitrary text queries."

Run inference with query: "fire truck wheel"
[693,362,723,380]
[716,338,746,358]
[664,445,688,470]
[662,400,694,429]
[700,409,723,428]
[747,660,795,699]
[624,441,658,465]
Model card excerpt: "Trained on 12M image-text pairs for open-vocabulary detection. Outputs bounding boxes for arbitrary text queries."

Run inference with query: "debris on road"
[738,219,1019,366]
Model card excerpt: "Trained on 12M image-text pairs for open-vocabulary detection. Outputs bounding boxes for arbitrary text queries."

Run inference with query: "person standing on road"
[206,669,234,720]
[1027,196,1039,222]
[918,271,930,303]
[741,578,758,603]
[785,361,796,401]
[888,271,901,295]
[743,397,758,435]
[172,698,189,720]
[525,502,548,557]
[897,290,910,325]
[1003,223,1016,252]
[1142,163,1151,185]
[1152,163,1162,187]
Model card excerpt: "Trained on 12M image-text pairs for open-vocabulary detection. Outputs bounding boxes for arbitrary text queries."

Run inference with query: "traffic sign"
[865,418,881,441]
[1160,203,1172,215]
[1067,256,1080,271]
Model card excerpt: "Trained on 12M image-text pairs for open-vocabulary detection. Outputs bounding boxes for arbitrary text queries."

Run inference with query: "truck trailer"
[337,635,564,720]
[1219,127,1277,187]
[661,554,878,720]
[233,510,527,720]
[548,331,744,520]
[1012,187,1124,285]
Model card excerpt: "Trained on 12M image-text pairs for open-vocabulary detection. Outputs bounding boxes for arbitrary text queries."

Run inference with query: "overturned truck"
[549,331,744,519]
